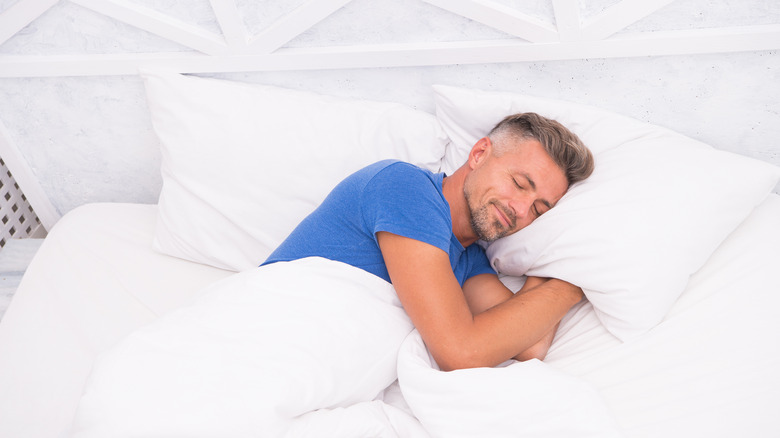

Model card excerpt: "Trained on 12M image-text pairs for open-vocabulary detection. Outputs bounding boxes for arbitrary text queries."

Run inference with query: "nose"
[508,194,534,222]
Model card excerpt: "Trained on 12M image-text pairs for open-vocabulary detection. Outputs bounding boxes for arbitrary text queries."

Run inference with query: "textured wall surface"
[0,0,778,218]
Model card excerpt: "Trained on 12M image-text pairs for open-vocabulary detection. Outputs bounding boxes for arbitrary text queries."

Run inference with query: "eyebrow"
[520,172,536,190]
[519,172,553,210]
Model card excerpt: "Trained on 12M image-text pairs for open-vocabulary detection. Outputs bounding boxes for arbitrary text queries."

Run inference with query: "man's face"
[464,137,568,242]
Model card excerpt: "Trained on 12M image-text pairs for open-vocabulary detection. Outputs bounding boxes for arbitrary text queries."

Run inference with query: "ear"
[468,137,492,170]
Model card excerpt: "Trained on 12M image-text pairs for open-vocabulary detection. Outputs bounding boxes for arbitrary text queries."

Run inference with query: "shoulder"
[369,159,436,179]
[364,160,440,194]
[360,161,451,250]
[361,161,445,211]
[326,160,440,206]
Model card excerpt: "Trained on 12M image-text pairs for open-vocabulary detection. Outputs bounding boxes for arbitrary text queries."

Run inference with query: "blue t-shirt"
[263,160,495,286]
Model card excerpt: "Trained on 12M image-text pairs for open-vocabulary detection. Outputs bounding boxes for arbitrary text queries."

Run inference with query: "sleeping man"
[263,112,594,370]
[68,112,596,435]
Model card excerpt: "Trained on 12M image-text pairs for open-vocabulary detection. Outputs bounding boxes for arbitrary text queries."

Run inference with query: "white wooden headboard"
[1,0,779,231]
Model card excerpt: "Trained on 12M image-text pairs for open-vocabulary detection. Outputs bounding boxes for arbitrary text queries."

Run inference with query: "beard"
[464,191,516,243]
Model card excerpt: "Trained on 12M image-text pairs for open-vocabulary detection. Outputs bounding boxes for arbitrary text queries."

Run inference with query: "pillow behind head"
[141,70,448,271]
[433,84,780,341]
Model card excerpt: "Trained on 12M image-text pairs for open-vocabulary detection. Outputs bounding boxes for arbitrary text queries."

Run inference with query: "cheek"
[495,181,517,199]
[516,216,535,231]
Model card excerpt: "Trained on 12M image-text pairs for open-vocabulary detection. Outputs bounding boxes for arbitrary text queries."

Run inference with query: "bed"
[1,1,779,437]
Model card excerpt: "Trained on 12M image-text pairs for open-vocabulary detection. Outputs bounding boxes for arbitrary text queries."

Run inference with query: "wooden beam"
[0,121,60,231]
[580,0,677,41]
[0,0,59,46]
[246,0,352,54]
[208,0,249,50]
[551,0,581,41]
[70,0,228,55]
[1,24,779,77]
[422,0,558,43]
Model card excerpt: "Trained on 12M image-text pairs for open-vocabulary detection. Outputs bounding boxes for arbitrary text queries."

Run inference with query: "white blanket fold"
[285,400,430,438]
[396,330,625,438]
[71,256,624,437]
[70,257,414,437]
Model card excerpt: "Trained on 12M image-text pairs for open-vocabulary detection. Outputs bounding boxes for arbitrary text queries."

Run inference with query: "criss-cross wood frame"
[1,0,778,78]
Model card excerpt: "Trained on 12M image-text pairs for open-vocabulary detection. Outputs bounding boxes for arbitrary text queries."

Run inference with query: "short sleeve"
[361,163,452,255]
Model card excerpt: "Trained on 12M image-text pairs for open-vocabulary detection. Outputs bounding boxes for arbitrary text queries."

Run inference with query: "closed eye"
[534,200,555,217]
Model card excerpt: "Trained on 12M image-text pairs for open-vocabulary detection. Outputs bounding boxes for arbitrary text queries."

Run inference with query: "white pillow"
[141,70,448,271]
[434,84,780,341]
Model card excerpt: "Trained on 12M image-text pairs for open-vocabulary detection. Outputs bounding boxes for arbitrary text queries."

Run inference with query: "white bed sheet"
[0,195,779,437]
[0,203,234,438]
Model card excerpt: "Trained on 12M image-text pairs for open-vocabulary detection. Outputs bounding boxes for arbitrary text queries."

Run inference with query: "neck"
[442,168,479,248]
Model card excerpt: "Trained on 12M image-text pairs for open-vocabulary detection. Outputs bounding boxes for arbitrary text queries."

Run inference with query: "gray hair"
[488,112,594,186]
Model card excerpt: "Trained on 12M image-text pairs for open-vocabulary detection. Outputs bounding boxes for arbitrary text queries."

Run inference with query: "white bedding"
[1,195,779,437]
[68,257,621,438]
[71,256,416,437]
[0,204,233,438]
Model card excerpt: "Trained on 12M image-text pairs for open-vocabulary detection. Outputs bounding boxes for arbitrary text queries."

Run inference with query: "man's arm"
[377,231,582,371]
[462,274,561,362]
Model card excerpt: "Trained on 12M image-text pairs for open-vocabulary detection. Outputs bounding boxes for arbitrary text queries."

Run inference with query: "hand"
[509,277,582,362]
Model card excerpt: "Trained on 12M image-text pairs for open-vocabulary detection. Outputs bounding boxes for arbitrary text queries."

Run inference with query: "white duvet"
[70,256,622,438]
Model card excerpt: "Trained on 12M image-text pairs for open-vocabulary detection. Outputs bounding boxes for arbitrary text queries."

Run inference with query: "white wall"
[0,0,778,220]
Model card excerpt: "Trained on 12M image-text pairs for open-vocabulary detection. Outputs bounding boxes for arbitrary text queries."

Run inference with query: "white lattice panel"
[0,158,45,248]
[0,0,778,76]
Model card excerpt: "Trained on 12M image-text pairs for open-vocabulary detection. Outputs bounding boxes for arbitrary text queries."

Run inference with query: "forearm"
[465,276,575,363]
[378,232,582,371]
[512,322,559,362]
[510,277,565,362]
[464,279,582,368]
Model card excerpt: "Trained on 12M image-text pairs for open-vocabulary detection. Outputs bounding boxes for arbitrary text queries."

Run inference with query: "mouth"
[493,203,512,228]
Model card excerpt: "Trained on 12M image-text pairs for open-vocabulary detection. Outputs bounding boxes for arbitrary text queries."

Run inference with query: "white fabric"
[284,401,430,438]
[142,70,449,272]
[545,194,780,436]
[70,257,415,437]
[0,203,232,438]
[2,198,780,437]
[433,84,780,340]
[397,331,625,438]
